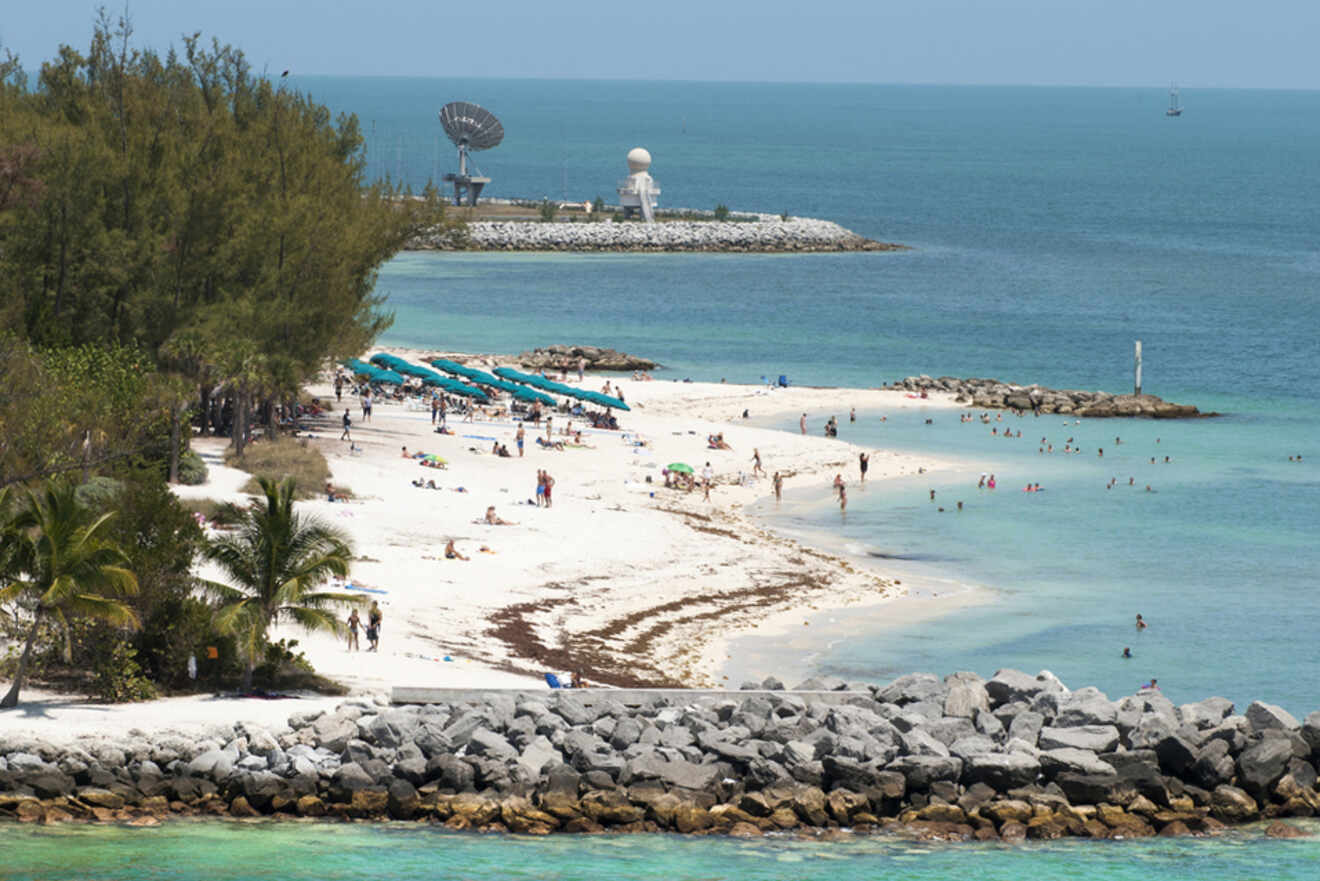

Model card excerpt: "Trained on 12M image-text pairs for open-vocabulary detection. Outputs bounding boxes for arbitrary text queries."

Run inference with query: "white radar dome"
[626,147,652,173]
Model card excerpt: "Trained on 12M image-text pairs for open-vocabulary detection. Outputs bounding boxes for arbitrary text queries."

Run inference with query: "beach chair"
[544,673,564,689]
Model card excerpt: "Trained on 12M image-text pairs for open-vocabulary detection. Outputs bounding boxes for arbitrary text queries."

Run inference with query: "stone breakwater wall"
[3,670,1319,840]
[894,376,1208,419]
[408,218,904,253]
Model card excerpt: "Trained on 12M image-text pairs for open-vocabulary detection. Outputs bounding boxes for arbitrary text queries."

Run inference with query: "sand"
[1,351,964,738]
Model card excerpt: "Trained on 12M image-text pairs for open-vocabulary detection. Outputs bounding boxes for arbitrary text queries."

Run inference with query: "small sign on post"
[1134,340,1143,397]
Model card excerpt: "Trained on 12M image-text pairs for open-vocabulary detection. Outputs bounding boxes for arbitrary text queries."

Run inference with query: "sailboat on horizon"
[1166,84,1183,117]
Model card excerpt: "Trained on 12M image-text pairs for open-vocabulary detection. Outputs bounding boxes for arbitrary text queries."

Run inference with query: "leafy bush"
[91,639,159,702]
[177,449,208,485]
[713,204,731,221]
[592,196,605,214]
[225,438,331,499]
[182,497,244,528]
[539,199,558,222]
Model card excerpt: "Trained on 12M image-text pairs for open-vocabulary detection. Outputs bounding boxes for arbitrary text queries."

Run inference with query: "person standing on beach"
[334,375,343,402]
[340,410,352,441]
[367,601,382,652]
[535,469,545,506]
[839,483,847,512]
[546,416,553,443]
[850,407,856,423]
[773,471,783,501]
[800,413,807,435]
[543,471,555,508]
[833,473,845,497]
[431,395,440,425]
[859,452,869,483]
[346,609,361,651]
[752,448,765,477]
[577,356,586,382]
[516,424,525,457]
[702,462,714,501]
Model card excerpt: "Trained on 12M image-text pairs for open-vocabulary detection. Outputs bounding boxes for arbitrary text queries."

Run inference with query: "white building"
[616,147,661,222]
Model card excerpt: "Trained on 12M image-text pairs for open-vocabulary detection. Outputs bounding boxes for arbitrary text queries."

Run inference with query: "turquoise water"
[5,822,1320,880]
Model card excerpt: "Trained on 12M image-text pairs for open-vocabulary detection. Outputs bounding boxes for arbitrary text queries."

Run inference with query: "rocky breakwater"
[408,217,904,253]
[517,345,657,372]
[894,376,1209,418]
[3,671,1319,841]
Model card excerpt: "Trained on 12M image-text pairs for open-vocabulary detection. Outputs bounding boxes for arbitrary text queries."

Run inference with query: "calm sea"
[17,78,1316,878]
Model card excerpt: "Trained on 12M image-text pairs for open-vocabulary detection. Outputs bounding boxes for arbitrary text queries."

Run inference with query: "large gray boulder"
[961,753,1041,791]
[1303,711,1320,753]
[1038,748,1116,778]
[886,755,963,789]
[1153,734,1198,776]
[1179,697,1234,730]
[1055,695,1118,728]
[312,714,359,754]
[943,673,991,718]
[516,736,561,778]
[985,669,1051,707]
[1007,710,1045,746]
[877,673,946,706]
[1238,737,1293,796]
[1191,739,1236,789]
[1038,725,1119,754]
[627,752,721,791]
[947,735,998,760]
[1246,701,1301,733]
[898,728,950,757]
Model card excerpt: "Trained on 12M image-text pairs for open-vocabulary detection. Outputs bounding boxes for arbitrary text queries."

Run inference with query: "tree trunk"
[199,384,211,436]
[233,389,247,457]
[264,399,278,441]
[168,401,183,484]
[0,613,42,709]
[242,656,254,692]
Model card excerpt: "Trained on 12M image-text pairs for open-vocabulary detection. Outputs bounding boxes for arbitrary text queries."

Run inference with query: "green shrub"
[592,196,605,214]
[226,438,331,499]
[539,199,558,222]
[177,449,208,485]
[713,204,730,221]
[92,639,159,702]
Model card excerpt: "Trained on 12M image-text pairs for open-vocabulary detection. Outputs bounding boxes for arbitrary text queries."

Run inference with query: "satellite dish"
[439,101,504,206]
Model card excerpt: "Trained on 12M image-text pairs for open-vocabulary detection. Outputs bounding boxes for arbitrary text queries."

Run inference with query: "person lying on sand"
[325,482,348,502]
[536,436,566,451]
[484,506,516,526]
[444,539,470,561]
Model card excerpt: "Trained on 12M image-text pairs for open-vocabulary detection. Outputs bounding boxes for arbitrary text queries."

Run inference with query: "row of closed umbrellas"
[343,355,630,412]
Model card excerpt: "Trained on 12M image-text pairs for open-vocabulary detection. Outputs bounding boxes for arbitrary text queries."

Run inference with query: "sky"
[3,0,1318,89]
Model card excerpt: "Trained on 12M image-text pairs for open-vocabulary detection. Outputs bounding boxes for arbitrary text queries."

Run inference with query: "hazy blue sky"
[3,0,1317,89]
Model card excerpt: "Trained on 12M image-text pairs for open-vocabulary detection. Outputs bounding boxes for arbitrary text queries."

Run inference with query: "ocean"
[16,78,1320,877]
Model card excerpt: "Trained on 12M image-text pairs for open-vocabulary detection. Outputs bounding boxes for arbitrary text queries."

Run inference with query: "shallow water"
[5,821,1320,880]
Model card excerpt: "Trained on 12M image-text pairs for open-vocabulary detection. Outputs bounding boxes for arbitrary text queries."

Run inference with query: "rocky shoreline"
[515,345,657,372]
[892,376,1210,418]
[407,217,904,253]
[3,670,1318,840]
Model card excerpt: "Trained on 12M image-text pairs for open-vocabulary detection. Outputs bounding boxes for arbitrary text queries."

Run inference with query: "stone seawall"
[3,670,1318,840]
[408,218,904,253]
[893,376,1209,418]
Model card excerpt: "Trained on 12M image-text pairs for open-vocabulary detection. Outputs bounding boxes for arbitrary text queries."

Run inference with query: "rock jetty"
[517,345,657,372]
[4,670,1318,839]
[894,376,1208,418]
[408,217,903,253]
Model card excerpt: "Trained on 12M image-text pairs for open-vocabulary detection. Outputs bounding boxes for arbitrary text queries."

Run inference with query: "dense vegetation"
[0,16,425,702]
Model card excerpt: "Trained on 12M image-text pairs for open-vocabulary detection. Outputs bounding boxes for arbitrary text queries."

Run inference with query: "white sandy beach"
[4,351,965,738]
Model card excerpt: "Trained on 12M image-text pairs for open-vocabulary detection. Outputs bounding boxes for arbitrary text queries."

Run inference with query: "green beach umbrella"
[666,462,694,474]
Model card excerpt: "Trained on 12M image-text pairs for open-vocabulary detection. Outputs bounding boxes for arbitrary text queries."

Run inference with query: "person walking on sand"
[701,462,714,501]
[752,448,765,477]
[366,601,382,652]
[516,424,525,457]
[850,407,856,423]
[545,416,553,443]
[577,356,586,382]
[800,413,807,435]
[839,483,847,512]
[346,609,361,651]
[361,388,372,423]
[859,452,869,483]
[340,410,352,441]
[773,471,783,501]
[431,395,440,425]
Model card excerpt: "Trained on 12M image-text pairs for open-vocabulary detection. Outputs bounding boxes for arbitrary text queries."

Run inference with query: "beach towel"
[344,583,389,595]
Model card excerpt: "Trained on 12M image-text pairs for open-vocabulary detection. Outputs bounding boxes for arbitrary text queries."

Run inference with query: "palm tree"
[201,476,357,690]
[0,480,140,709]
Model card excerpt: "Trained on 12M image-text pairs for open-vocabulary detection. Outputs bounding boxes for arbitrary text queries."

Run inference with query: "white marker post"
[1134,340,1143,397]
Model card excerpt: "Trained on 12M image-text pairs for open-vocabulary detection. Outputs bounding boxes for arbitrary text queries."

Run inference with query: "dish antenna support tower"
[439,101,504,206]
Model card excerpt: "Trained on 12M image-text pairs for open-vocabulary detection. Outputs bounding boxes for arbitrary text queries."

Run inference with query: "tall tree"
[200,476,358,690]
[0,478,140,708]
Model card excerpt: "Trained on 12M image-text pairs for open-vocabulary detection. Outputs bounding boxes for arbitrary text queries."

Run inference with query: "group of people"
[534,469,556,507]
[345,600,383,652]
